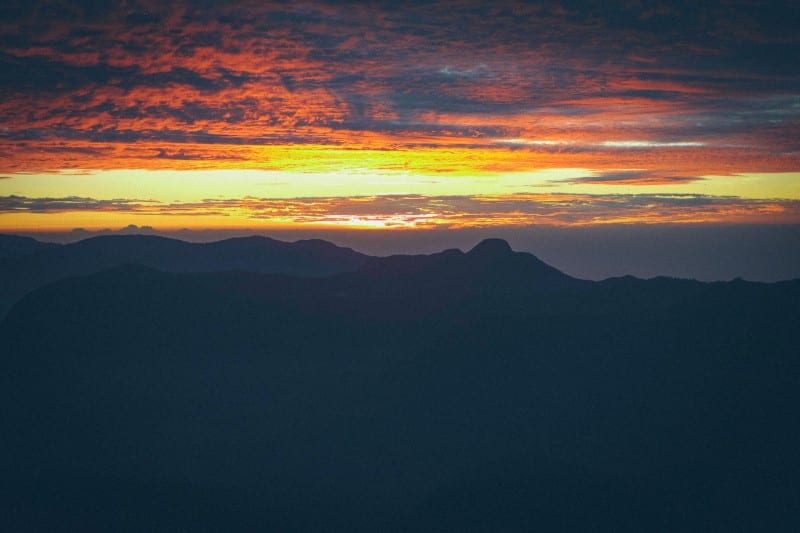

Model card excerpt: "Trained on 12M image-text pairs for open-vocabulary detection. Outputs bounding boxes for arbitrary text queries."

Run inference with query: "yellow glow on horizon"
[3,169,799,203]
[1,164,798,232]
[0,167,591,201]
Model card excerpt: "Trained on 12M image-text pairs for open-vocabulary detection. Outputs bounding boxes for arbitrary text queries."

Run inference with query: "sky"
[1,1,799,246]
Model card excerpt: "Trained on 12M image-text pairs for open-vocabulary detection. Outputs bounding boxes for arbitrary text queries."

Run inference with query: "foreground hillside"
[2,239,799,532]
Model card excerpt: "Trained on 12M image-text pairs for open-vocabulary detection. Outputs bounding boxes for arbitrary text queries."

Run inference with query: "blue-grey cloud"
[0,195,157,212]
[557,170,704,185]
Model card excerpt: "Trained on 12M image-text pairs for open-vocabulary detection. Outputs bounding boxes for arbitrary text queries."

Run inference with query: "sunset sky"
[1,0,799,233]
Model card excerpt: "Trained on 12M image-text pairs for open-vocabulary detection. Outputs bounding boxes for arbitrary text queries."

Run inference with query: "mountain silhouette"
[1,237,799,532]
[360,238,572,283]
[349,239,585,312]
[0,233,58,259]
[181,239,592,323]
[0,234,368,318]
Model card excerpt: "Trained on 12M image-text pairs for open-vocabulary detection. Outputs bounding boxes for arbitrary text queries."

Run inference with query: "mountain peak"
[468,238,512,256]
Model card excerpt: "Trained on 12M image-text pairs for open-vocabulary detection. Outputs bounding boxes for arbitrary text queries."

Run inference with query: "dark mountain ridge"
[359,237,576,286]
[179,239,593,321]
[0,234,60,259]
[1,237,799,532]
[22,234,368,274]
[0,233,369,319]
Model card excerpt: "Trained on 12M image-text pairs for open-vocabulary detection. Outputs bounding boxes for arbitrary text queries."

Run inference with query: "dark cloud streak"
[3,193,798,228]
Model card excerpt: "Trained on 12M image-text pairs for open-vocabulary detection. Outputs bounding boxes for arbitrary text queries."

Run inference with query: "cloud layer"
[1,1,798,180]
[3,192,798,228]
[1,1,798,229]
